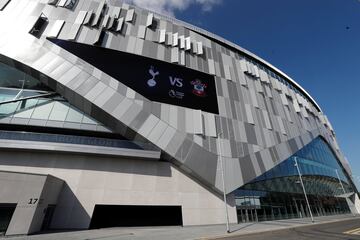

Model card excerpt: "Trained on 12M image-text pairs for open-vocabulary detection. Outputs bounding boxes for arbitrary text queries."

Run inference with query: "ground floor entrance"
[0,204,16,235]
[89,205,183,229]
[236,192,351,223]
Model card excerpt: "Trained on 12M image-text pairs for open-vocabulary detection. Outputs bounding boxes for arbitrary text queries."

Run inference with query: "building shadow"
[228,222,256,233]
[49,182,91,231]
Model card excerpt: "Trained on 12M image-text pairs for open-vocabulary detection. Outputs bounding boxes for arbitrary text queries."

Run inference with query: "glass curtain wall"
[0,61,155,151]
[0,62,108,131]
[235,137,356,223]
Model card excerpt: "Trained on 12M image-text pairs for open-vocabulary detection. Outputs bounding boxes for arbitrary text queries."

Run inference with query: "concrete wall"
[0,149,237,229]
[353,194,360,214]
[28,175,64,234]
[0,171,63,235]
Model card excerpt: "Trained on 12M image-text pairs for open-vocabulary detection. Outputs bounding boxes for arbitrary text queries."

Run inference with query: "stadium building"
[0,0,359,236]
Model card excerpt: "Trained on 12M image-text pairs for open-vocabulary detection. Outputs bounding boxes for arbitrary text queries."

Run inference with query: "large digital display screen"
[49,39,219,114]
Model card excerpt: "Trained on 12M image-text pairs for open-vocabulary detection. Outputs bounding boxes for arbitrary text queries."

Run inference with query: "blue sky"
[172,1,360,184]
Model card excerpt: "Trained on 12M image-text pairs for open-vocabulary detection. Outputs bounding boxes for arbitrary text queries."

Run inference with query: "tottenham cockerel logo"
[147,66,159,87]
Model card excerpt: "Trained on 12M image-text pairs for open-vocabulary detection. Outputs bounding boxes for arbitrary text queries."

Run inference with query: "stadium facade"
[0,0,359,236]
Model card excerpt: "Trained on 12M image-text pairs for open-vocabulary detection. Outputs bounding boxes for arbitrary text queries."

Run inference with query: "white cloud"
[124,0,222,16]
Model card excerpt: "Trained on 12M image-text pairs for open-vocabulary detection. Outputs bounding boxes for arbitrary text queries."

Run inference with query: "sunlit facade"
[0,0,358,236]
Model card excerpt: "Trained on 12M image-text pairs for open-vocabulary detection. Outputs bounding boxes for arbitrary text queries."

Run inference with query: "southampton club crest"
[190,79,207,97]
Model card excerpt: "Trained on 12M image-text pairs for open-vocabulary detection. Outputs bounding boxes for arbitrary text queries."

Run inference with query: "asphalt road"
[219,218,360,240]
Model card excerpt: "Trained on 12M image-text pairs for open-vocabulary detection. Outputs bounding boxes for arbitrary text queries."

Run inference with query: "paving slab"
[1,214,358,240]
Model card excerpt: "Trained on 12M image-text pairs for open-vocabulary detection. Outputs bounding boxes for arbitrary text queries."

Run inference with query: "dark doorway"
[89,205,183,229]
[41,204,56,231]
[0,203,16,235]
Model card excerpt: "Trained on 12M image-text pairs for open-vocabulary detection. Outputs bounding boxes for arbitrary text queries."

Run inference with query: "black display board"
[49,39,219,114]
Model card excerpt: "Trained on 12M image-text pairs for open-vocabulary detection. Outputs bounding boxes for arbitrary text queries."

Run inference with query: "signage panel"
[49,39,219,114]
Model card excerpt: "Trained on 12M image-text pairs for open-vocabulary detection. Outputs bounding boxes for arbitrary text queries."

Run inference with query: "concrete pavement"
[1,214,358,240]
[216,218,360,239]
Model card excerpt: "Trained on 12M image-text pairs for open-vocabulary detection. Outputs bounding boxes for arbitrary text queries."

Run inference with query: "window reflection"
[0,63,51,91]
[0,62,108,132]
[235,137,355,223]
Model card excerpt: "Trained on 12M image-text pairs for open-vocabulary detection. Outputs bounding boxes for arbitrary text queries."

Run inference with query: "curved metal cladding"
[0,0,352,194]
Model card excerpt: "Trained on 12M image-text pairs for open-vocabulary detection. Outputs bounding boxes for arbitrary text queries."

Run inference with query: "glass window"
[238,137,354,198]
[82,114,97,125]
[0,89,16,100]
[0,62,50,91]
[13,99,39,118]
[48,101,69,121]
[0,62,110,132]
[31,100,54,120]
[65,106,84,123]
[0,102,19,117]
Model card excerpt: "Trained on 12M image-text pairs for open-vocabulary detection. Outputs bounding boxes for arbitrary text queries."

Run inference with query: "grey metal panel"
[179,50,185,66]
[249,89,259,109]
[157,125,176,149]
[91,0,105,27]
[192,41,198,54]
[245,104,255,124]
[171,47,179,63]
[92,28,104,45]
[184,143,217,184]
[196,42,203,55]
[57,65,82,86]
[172,32,178,47]
[107,16,115,30]
[112,6,121,18]
[193,110,203,135]
[57,0,67,7]
[84,81,107,103]
[67,24,82,40]
[262,110,272,130]
[147,120,168,144]
[208,59,216,75]
[47,20,65,38]
[224,65,231,81]
[83,10,93,25]
[165,32,173,45]
[138,114,160,138]
[137,25,146,39]
[47,0,58,6]
[116,17,124,32]
[179,35,185,49]
[75,10,87,24]
[185,36,191,51]
[146,13,153,27]
[158,29,166,43]
[102,14,110,28]
[204,113,217,137]
[125,8,134,22]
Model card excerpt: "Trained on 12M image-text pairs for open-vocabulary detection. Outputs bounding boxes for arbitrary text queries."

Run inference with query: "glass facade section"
[234,137,356,222]
[0,130,156,151]
[0,62,109,132]
[0,62,50,91]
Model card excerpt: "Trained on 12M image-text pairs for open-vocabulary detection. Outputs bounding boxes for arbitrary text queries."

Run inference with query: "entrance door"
[237,209,246,223]
[294,199,307,218]
[237,208,258,223]
[272,207,283,220]
[0,204,16,235]
[41,205,56,231]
